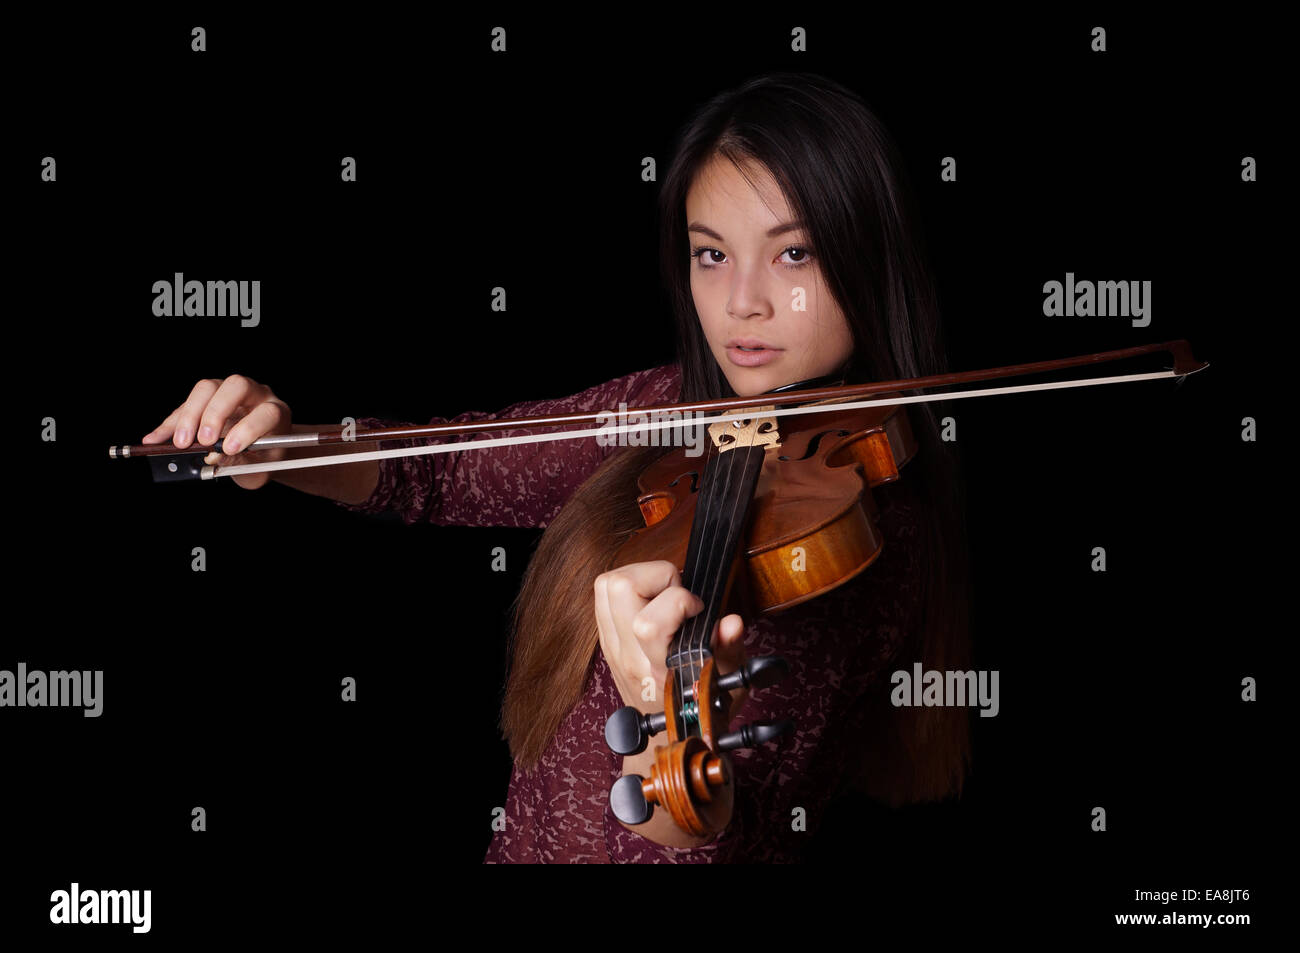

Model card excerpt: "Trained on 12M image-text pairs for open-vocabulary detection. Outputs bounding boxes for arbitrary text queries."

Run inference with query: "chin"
[722,369,776,398]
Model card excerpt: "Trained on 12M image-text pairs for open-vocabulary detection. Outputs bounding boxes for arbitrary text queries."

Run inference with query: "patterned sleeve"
[601,477,926,863]
[334,364,681,528]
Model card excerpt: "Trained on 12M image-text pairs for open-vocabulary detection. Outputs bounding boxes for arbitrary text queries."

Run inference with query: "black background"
[5,8,1282,939]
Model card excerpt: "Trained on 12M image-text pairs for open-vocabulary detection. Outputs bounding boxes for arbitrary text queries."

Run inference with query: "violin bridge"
[708,404,781,452]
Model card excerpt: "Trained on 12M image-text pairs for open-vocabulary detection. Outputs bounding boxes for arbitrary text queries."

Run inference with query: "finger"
[599,569,652,649]
[711,614,747,671]
[600,570,685,685]
[203,415,246,465]
[142,402,186,444]
[197,375,268,447]
[633,584,704,648]
[200,415,274,490]
[599,562,687,651]
[593,573,625,676]
[607,560,686,602]
[715,613,745,647]
[711,615,750,712]
[220,398,289,455]
[171,379,222,449]
[599,563,695,697]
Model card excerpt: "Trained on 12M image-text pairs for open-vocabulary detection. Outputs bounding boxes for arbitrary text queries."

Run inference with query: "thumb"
[712,614,747,673]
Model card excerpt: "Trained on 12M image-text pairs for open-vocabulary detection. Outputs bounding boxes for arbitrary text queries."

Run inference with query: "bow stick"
[109,339,1208,482]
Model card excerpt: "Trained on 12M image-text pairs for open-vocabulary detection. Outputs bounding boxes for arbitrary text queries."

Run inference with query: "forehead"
[685,155,790,227]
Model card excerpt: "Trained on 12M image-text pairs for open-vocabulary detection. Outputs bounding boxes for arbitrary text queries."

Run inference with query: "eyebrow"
[687,220,805,241]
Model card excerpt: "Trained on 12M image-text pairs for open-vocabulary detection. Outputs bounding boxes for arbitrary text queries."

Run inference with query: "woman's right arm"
[140,375,379,504]
[141,364,682,520]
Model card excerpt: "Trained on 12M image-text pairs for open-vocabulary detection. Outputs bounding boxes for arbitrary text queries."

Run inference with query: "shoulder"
[601,363,681,404]
[535,364,681,414]
[495,364,681,421]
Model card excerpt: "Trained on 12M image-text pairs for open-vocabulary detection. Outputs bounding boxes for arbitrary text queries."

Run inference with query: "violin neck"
[665,444,767,674]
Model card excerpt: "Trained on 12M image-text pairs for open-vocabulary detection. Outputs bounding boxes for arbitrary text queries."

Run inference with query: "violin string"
[689,417,742,698]
[696,421,745,674]
[675,440,709,725]
[682,412,757,719]
[199,369,1180,481]
[676,417,736,721]
[673,409,740,720]
[698,422,763,689]
[675,432,727,728]
[690,420,746,702]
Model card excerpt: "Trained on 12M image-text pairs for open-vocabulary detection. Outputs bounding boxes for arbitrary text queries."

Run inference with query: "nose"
[726,262,774,322]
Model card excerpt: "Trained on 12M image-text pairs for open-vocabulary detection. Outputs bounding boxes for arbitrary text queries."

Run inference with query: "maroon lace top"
[338,364,924,863]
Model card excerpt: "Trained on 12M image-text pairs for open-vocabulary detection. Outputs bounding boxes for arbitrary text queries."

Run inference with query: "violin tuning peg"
[716,655,790,694]
[604,706,668,756]
[609,774,654,826]
[715,718,794,753]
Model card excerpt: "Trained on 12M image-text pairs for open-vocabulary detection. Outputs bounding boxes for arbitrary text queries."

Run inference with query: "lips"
[725,339,782,367]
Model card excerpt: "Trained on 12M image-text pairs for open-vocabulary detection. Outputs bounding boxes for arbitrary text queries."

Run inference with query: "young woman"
[141,72,972,863]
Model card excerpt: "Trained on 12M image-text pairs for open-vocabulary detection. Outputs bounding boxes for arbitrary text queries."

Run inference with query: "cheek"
[806,276,846,335]
[794,303,853,363]
[824,315,854,362]
[691,277,725,344]
[691,269,711,305]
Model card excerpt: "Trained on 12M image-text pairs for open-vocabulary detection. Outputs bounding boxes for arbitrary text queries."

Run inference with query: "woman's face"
[686,155,855,397]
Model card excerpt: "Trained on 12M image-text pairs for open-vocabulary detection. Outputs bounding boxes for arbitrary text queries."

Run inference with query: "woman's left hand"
[594,560,747,714]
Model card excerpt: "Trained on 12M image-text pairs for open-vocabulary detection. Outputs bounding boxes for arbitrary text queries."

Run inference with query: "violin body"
[614,396,918,614]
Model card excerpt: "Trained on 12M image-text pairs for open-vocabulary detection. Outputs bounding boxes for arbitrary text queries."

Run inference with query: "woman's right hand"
[140,375,293,490]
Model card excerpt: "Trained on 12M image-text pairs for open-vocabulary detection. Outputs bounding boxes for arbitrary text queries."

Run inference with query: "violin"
[108,339,1208,838]
[601,389,917,835]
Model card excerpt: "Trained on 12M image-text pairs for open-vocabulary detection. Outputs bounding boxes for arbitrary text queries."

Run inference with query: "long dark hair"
[503,72,972,805]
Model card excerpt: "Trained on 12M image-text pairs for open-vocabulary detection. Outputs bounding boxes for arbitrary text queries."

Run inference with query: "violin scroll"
[605,654,793,836]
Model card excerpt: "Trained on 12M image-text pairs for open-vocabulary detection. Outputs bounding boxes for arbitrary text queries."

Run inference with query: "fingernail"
[199,425,214,442]
[224,438,240,454]
[175,428,189,445]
